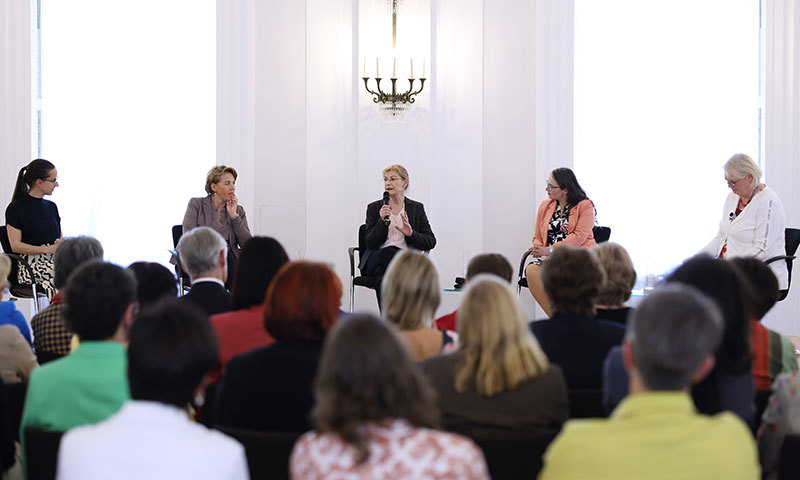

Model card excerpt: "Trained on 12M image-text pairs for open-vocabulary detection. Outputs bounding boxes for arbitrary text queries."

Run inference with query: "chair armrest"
[518,250,533,279]
[6,252,36,284]
[348,247,360,277]
[765,255,796,265]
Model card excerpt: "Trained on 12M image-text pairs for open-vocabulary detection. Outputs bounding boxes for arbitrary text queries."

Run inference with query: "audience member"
[56,300,248,480]
[127,262,178,309]
[730,257,798,391]
[529,245,625,389]
[383,251,456,361]
[540,285,759,479]
[593,242,637,326]
[217,261,340,432]
[604,255,757,426]
[434,253,513,332]
[20,262,136,470]
[422,276,568,438]
[177,226,232,316]
[0,255,36,384]
[30,236,103,364]
[290,314,489,480]
[758,371,800,480]
[209,236,288,380]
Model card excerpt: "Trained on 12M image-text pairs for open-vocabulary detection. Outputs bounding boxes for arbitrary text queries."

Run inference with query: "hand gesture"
[226,194,240,218]
[528,245,550,257]
[379,205,392,220]
[395,211,413,236]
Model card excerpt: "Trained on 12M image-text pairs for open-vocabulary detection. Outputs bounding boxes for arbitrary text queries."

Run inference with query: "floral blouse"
[546,205,570,246]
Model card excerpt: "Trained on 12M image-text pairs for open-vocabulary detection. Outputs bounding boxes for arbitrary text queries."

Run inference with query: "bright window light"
[574,0,760,282]
[38,0,215,267]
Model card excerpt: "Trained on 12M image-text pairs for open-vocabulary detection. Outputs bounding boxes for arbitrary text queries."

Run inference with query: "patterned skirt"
[16,249,56,300]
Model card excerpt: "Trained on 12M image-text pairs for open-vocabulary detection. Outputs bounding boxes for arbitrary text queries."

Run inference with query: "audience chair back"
[170,224,191,295]
[347,224,380,312]
[215,425,302,480]
[0,225,45,313]
[516,226,612,297]
[472,431,558,480]
[765,227,800,301]
[5,381,26,442]
[568,388,607,419]
[24,427,64,480]
[778,434,800,480]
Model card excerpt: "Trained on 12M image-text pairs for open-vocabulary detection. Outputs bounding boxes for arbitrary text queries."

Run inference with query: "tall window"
[574,0,761,281]
[38,0,215,267]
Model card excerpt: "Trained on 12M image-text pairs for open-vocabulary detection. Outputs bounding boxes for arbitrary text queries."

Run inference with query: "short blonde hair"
[0,255,10,288]
[594,242,637,306]
[455,276,550,396]
[204,165,238,195]
[382,251,440,330]
[382,164,409,189]
[725,154,761,190]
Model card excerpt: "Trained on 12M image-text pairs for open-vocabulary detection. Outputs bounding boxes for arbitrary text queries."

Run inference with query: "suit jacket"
[182,196,252,260]
[359,197,436,270]
[180,281,232,317]
[529,312,625,389]
[532,199,596,248]
[216,340,323,432]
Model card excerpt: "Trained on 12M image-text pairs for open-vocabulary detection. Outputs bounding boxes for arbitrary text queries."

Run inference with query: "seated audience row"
[0,254,36,384]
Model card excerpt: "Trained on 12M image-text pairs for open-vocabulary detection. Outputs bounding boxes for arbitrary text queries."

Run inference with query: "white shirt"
[381,209,409,250]
[702,185,788,289]
[57,401,249,480]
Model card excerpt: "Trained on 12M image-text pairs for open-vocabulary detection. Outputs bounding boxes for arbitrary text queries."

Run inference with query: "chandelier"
[361,0,427,118]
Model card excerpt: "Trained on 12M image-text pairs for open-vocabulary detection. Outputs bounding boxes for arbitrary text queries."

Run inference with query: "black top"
[594,307,634,327]
[529,312,625,389]
[358,197,436,270]
[5,195,61,246]
[179,281,232,317]
[216,340,324,432]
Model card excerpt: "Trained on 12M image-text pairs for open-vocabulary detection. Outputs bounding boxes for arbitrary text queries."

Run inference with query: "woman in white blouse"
[702,153,787,290]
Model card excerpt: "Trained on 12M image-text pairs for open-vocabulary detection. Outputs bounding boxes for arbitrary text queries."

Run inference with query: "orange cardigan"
[532,199,597,248]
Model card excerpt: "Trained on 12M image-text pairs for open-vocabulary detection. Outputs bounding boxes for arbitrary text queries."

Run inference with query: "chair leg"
[350,280,355,313]
[31,283,40,315]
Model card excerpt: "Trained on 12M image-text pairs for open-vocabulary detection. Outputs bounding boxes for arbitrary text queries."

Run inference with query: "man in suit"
[178,226,232,316]
[538,284,759,479]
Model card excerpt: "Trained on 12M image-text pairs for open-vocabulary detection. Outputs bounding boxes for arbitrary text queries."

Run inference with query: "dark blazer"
[180,280,232,317]
[420,352,568,438]
[216,340,323,432]
[529,312,625,389]
[358,197,436,270]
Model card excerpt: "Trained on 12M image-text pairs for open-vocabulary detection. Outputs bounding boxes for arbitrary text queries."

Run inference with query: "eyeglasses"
[546,183,562,191]
[42,178,58,184]
[725,177,745,187]
[383,177,402,183]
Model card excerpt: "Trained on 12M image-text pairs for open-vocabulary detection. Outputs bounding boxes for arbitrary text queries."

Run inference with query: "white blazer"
[702,185,788,290]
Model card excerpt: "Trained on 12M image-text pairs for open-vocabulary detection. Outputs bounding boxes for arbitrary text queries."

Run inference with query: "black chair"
[347,224,379,312]
[517,225,611,297]
[568,388,607,419]
[471,431,558,480]
[215,426,302,480]
[24,427,64,480]
[0,225,46,313]
[765,227,800,301]
[778,434,800,480]
[171,225,191,295]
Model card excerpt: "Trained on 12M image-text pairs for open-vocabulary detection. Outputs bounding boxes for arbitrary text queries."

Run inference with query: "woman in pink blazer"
[526,168,596,316]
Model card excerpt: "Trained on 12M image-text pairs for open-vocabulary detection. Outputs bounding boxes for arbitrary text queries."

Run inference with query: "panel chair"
[24,427,64,480]
[347,224,379,312]
[0,225,46,313]
[170,224,191,295]
[517,226,611,298]
[765,227,800,301]
[215,426,302,480]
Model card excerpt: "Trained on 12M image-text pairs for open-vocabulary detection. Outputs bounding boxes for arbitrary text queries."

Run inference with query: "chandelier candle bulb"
[410,58,414,78]
[376,57,380,78]
[363,56,366,77]
[422,58,426,78]
[392,57,396,78]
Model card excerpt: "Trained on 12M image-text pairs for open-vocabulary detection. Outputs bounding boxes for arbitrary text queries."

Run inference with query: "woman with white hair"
[702,153,788,291]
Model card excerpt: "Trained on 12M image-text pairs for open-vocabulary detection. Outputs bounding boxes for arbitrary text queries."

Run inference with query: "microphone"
[383,192,391,224]
[728,212,735,222]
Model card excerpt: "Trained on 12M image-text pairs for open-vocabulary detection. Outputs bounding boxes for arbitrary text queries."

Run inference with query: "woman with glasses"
[4,159,62,299]
[358,164,436,308]
[525,167,596,316]
[702,153,787,291]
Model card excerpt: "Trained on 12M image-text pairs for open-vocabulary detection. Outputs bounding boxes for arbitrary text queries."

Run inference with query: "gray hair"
[725,153,762,190]
[53,236,104,289]
[177,227,227,279]
[627,284,723,391]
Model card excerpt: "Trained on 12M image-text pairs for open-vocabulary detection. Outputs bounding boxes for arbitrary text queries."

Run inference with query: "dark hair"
[312,314,440,464]
[666,255,754,373]
[64,262,137,341]
[231,237,289,310]
[629,284,723,390]
[550,167,591,208]
[53,236,104,289]
[541,245,606,316]
[263,262,341,342]
[128,299,218,407]
[127,262,178,309]
[729,257,779,319]
[12,159,56,202]
[466,253,513,283]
